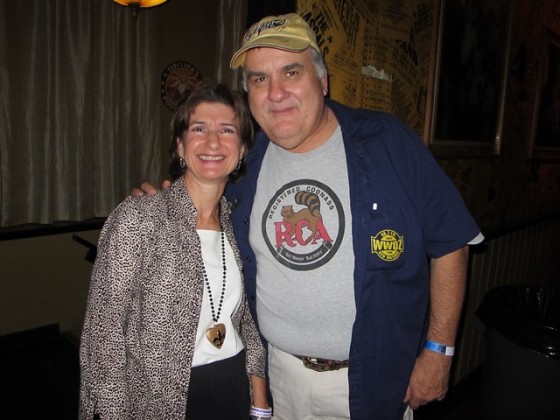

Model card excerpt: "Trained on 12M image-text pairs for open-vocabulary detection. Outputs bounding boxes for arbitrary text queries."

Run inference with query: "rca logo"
[262,180,344,271]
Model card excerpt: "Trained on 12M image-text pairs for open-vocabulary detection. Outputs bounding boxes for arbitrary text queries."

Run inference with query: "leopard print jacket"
[79,178,265,419]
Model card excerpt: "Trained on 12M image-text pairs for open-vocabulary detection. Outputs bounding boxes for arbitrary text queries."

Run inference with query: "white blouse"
[192,229,244,366]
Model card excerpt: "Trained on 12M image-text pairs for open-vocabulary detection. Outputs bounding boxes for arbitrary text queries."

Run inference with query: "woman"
[79,82,268,419]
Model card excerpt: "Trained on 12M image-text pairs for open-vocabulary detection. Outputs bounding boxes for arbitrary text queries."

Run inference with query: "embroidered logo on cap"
[243,18,288,43]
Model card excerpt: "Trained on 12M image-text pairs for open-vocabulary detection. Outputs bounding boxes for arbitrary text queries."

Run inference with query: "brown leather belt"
[296,355,349,372]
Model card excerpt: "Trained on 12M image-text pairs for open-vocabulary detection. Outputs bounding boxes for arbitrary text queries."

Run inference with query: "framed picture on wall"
[529,29,560,161]
[427,0,512,157]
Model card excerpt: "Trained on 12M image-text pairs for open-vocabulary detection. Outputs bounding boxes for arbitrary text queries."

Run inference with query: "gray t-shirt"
[249,126,355,360]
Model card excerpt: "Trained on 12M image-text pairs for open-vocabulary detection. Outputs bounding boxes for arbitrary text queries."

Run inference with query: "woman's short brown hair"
[169,80,254,182]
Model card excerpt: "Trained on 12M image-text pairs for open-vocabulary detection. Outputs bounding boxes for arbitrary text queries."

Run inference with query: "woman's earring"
[236,159,242,171]
[179,157,186,168]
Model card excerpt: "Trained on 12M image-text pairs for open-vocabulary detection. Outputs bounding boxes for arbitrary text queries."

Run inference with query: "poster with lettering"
[297,0,435,138]
[299,0,363,108]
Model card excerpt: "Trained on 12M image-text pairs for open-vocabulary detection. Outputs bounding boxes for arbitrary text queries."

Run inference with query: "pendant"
[206,323,226,349]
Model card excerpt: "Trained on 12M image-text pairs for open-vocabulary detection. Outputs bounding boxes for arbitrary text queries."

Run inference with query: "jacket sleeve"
[238,293,266,378]
[79,199,143,420]
[220,201,266,379]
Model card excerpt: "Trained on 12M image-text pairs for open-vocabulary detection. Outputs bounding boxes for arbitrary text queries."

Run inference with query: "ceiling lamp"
[113,0,168,19]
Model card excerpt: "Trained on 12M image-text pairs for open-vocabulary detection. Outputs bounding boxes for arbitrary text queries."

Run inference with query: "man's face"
[243,47,329,153]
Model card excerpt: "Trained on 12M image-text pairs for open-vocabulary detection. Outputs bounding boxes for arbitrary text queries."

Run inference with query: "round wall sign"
[160,61,203,111]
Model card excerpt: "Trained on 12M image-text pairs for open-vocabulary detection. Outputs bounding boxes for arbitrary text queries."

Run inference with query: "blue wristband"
[250,406,272,419]
[424,340,455,356]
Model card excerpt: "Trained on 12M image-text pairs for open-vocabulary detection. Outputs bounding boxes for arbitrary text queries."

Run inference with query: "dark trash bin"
[476,284,560,420]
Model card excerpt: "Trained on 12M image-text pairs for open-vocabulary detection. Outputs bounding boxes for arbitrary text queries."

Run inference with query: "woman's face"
[177,101,245,186]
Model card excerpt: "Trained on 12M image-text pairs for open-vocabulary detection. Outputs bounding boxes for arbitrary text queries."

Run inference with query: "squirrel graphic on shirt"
[281,191,321,238]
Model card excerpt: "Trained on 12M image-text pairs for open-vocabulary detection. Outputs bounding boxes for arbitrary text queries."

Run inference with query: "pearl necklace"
[203,231,227,349]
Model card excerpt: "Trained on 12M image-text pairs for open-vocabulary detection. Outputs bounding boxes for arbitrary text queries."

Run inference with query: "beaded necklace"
[203,231,227,349]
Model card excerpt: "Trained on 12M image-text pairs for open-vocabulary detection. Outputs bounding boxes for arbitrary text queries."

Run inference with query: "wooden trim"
[481,211,560,241]
[0,218,105,241]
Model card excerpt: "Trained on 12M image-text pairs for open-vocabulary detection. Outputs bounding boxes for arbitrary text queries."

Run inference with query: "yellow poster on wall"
[297,0,435,137]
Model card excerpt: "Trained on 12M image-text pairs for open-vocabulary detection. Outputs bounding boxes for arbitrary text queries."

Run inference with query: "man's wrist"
[424,340,455,356]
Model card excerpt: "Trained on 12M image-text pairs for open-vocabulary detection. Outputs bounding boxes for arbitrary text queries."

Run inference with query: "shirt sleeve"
[389,120,482,258]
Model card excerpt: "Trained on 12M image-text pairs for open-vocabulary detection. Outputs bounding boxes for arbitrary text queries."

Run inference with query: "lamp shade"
[113,0,167,8]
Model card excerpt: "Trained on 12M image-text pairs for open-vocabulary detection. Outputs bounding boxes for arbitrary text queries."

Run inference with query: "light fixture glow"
[113,0,167,7]
[113,0,168,18]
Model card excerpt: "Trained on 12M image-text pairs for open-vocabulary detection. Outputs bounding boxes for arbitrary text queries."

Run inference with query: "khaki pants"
[268,345,413,420]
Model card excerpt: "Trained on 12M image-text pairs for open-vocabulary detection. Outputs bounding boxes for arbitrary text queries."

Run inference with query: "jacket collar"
[164,176,231,230]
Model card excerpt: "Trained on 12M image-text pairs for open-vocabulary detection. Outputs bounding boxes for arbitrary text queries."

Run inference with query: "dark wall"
[438,0,560,232]
[246,0,296,26]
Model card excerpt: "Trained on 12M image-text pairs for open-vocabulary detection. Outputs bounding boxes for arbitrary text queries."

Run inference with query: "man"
[138,13,482,420]
[227,13,483,420]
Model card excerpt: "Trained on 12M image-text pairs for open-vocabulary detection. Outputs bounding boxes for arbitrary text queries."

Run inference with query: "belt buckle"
[301,356,347,372]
